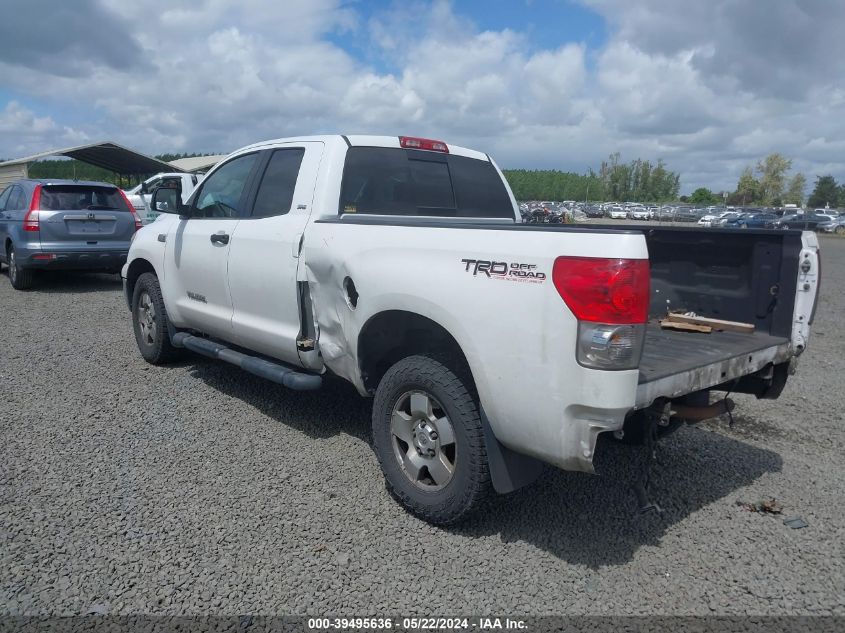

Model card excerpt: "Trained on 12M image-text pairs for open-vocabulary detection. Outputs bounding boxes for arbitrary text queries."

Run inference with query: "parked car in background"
[697,212,720,227]
[609,206,627,219]
[124,173,200,224]
[712,212,741,227]
[736,212,779,229]
[654,206,677,221]
[776,213,829,230]
[629,207,650,220]
[723,212,752,228]
[673,208,701,222]
[0,179,140,289]
[817,216,845,234]
[813,210,838,222]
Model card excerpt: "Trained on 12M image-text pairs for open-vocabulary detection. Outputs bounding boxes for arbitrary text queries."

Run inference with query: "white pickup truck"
[124,173,201,224]
[122,135,820,524]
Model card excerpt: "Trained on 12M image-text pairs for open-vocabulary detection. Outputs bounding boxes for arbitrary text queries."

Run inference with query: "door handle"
[210,232,229,245]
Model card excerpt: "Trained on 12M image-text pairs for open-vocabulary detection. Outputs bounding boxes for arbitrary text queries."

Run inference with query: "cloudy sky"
[1,0,843,193]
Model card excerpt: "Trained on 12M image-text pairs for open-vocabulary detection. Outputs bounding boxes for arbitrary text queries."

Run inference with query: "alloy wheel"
[137,291,157,346]
[390,390,457,490]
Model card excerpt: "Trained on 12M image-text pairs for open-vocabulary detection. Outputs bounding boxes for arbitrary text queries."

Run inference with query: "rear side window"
[339,147,513,218]
[7,186,27,211]
[250,148,305,218]
[39,186,129,211]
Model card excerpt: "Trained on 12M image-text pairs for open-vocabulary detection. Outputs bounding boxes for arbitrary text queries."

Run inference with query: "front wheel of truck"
[372,355,492,525]
[131,272,183,365]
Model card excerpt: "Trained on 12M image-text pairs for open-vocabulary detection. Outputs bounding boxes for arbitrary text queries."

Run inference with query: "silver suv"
[0,179,140,289]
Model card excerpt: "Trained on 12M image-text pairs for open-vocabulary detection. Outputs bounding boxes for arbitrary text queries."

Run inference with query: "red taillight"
[117,188,142,230]
[24,185,42,231]
[552,257,650,324]
[399,136,449,153]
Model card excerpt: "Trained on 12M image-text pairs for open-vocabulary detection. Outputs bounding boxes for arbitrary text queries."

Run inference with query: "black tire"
[131,272,183,364]
[372,355,491,525]
[7,244,34,290]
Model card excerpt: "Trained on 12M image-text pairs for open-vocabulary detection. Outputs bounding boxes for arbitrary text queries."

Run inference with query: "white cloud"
[0,0,844,193]
[0,102,88,158]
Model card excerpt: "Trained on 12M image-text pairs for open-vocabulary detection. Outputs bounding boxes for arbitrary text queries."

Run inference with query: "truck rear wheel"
[131,272,183,365]
[372,355,491,525]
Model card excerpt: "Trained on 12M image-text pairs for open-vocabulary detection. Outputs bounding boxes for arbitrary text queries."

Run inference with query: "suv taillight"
[117,188,142,230]
[23,184,42,232]
[552,256,650,370]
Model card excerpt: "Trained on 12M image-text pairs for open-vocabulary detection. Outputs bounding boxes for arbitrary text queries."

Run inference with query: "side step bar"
[172,333,322,391]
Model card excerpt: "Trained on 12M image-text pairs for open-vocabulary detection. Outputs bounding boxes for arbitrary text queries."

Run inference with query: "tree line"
[806,175,845,209]
[685,153,845,209]
[504,153,680,202]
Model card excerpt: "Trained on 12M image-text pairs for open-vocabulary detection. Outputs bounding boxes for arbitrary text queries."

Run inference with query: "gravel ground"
[1,237,843,618]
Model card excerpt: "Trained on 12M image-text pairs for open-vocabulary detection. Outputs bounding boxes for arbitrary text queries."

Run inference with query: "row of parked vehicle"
[697,208,845,233]
[518,200,845,233]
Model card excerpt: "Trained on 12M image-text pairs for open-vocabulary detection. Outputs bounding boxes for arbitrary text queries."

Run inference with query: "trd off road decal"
[460,259,546,283]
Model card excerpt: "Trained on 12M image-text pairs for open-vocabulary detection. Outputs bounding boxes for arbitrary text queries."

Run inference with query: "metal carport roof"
[168,154,227,173]
[0,141,184,175]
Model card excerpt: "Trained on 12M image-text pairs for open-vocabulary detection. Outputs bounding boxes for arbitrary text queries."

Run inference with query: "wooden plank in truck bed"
[666,313,755,333]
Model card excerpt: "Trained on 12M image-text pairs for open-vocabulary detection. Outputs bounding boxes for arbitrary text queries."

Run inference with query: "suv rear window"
[39,185,129,211]
[339,147,514,218]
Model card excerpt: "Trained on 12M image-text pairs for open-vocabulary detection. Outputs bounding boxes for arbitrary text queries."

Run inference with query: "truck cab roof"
[236,135,489,162]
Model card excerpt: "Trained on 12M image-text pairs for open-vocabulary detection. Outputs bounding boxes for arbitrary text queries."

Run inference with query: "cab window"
[191,153,258,219]
[339,147,513,218]
[250,149,305,218]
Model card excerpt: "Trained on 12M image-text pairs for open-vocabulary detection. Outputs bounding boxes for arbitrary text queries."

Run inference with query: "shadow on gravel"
[453,425,783,567]
[187,362,372,442]
[184,360,783,566]
[16,271,123,294]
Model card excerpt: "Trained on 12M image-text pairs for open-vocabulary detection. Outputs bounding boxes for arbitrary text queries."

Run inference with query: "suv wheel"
[131,272,183,364]
[372,355,491,525]
[7,245,34,290]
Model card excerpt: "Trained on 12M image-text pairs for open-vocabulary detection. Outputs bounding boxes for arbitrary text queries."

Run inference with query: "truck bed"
[635,323,792,408]
[638,324,789,384]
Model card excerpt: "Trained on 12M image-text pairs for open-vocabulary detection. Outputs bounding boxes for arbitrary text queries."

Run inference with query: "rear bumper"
[19,248,128,271]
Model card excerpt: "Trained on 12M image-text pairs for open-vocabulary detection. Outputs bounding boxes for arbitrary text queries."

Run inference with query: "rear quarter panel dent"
[302,222,647,466]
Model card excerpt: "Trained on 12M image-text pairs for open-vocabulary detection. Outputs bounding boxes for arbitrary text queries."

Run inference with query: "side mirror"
[150,186,185,216]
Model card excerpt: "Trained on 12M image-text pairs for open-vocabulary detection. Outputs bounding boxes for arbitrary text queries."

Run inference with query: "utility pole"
[585,167,591,206]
